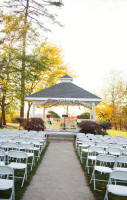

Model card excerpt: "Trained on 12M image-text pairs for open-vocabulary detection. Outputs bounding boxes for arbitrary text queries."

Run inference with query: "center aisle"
[22,142,95,200]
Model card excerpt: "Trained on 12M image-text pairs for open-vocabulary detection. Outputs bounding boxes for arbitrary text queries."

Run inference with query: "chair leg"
[93,172,96,190]
[90,168,94,184]
[104,189,108,200]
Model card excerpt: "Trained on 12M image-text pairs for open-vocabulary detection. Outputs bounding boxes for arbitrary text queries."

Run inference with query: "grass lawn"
[107,129,127,138]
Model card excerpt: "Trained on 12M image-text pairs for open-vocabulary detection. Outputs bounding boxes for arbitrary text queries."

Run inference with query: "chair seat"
[27,153,34,157]
[114,167,127,172]
[0,179,13,190]
[88,156,96,160]
[94,166,112,173]
[0,161,5,166]
[34,147,40,151]
[82,149,89,153]
[108,184,127,196]
[9,162,27,169]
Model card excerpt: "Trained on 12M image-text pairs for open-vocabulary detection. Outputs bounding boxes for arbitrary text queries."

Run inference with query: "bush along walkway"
[22,142,95,200]
[75,144,127,200]
[0,142,49,200]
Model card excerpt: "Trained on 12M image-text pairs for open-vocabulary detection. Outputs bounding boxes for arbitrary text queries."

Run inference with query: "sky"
[46,0,127,97]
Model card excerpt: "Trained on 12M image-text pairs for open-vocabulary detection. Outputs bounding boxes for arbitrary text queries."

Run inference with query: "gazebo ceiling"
[25,75,101,106]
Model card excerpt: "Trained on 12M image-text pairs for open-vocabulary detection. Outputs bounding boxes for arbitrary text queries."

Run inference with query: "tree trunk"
[27,102,32,120]
[120,118,122,130]
[20,0,29,118]
[2,95,6,125]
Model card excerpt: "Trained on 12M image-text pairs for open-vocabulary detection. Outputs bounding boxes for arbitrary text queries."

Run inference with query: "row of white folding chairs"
[77,139,127,159]
[85,146,127,173]
[0,138,46,161]
[80,144,127,166]
[76,136,127,155]
[0,143,35,170]
[89,154,127,194]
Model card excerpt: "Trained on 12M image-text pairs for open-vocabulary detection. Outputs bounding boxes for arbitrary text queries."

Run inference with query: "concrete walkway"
[22,142,95,200]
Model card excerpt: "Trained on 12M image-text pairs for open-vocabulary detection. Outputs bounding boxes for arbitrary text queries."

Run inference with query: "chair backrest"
[111,144,123,150]
[96,154,117,164]
[106,147,122,155]
[88,146,104,154]
[2,142,18,150]
[109,170,127,182]
[122,149,127,155]
[0,149,6,162]
[116,156,127,165]
[14,137,28,144]
[7,150,28,159]
[82,141,95,148]
[29,139,40,145]
[19,143,34,151]
[97,142,109,148]
[0,165,14,175]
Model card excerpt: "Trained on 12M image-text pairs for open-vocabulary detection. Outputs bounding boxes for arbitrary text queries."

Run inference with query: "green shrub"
[80,112,90,119]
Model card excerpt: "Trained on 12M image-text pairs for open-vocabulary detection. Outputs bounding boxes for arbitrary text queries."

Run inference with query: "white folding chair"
[80,141,95,163]
[90,154,117,190]
[7,150,28,187]
[86,146,104,173]
[0,149,6,166]
[104,170,127,200]
[0,166,15,200]
[29,139,41,160]
[18,143,35,170]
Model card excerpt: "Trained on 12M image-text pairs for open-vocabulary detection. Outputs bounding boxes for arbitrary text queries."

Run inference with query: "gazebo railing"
[45,118,92,131]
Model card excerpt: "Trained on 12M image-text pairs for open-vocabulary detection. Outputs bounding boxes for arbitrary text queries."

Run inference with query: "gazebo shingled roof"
[26,75,101,102]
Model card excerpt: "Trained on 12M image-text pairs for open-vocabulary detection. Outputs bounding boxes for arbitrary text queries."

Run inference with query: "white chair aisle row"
[0,128,47,200]
[76,132,127,200]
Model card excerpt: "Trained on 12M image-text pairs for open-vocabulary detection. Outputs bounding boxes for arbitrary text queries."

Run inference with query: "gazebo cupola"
[60,75,73,83]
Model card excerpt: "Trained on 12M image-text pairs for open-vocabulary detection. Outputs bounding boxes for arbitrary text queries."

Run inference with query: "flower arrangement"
[46,114,51,118]
[46,114,51,125]
[77,115,82,119]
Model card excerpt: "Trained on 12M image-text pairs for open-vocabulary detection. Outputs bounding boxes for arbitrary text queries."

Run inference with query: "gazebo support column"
[32,103,35,118]
[43,106,45,119]
[90,108,92,120]
[92,102,96,122]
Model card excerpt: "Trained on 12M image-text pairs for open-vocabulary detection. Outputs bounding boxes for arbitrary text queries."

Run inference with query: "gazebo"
[25,75,101,129]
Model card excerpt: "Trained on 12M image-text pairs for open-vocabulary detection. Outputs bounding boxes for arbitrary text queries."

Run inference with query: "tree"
[100,121,112,134]
[0,13,25,126]
[96,100,113,123]
[25,42,74,119]
[102,70,125,129]
[2,0,63,118]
